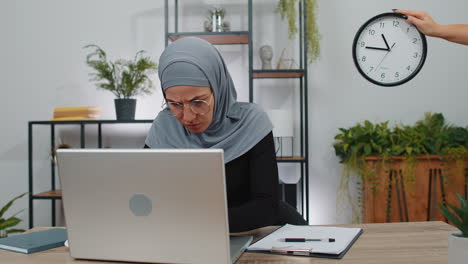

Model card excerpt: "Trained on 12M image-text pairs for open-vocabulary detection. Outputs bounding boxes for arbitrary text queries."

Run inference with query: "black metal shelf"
[165,0,309,222]
[28,119,154,228]
[30,119,154,125]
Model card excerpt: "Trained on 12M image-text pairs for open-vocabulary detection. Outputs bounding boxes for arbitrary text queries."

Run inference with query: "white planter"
[448,233,468,264]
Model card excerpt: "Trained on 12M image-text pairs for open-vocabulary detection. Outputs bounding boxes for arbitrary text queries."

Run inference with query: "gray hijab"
[145,37,273,163]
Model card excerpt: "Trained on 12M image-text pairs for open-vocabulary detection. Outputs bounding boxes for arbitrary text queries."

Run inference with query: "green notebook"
[0,228,67,254]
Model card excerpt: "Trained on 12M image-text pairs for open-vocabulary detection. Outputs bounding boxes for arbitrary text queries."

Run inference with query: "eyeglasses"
[162,94,213,116]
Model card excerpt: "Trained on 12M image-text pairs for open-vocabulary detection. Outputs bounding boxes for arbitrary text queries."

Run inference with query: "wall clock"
[352,12,427,87]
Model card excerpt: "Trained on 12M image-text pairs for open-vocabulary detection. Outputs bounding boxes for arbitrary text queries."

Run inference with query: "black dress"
[144,131,306,232]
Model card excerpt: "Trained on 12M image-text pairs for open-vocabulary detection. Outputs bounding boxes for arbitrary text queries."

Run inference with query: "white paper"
[248,224,362,255]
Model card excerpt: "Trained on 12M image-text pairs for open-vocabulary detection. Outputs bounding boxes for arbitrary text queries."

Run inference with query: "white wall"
[1,0,467,229]
[1,0,166,228]
[310,0,468,224]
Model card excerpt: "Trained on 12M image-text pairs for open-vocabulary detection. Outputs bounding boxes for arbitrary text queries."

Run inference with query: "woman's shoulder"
[227,102,268,121]
[237,102,263,111]
[236,102,268,117]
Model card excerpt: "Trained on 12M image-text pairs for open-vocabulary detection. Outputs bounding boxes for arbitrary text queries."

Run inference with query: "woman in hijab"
[145,37,306,232]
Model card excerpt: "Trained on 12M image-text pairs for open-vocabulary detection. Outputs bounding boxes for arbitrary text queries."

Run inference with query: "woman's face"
[165,85,214,133]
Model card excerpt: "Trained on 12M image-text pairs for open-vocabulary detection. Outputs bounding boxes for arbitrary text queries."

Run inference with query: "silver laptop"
[57,149,252,264]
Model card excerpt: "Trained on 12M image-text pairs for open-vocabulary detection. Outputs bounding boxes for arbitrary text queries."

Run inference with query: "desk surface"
[0,221,456,264]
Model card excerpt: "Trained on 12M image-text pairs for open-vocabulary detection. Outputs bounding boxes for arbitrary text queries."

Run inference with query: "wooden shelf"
[168,31,249,45]
[364,155,461,161]
[33,190,62,199]
[253,70,304,79]
[276,156,306,162]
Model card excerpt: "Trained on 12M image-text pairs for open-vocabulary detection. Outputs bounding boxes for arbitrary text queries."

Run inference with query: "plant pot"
[448,233,468,264]
[362,155,468,223]
[114,98,136,120]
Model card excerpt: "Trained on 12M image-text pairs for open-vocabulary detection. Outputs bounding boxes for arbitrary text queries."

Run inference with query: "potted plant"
[84,44,157,120]
[0,193,28,238]
[276,0,321,63]
[333,113,468,223]
[439,193,468,264]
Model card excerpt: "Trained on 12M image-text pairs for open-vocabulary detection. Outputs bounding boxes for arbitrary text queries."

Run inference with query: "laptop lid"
[57,149,233,264]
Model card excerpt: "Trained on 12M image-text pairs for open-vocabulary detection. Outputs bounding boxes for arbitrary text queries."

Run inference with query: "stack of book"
[52,106,101,121]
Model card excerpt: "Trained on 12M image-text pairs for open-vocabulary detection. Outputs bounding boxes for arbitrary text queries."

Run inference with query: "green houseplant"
[333,113,468,223]
[84,44,158,120]
[276,0,321,63]
[0,193,28,238]
[439,193,468,264]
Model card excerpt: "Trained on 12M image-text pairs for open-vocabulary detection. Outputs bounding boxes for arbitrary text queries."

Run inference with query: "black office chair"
[276,200,308,225]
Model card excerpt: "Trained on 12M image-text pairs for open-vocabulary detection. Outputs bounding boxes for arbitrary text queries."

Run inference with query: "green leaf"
[439,193,468,236]
[84,44,157,98]
[364,144,371,156]
[6,229,25,234]
[0,217,21,231]
[439,204,462,228]
[406,147,412,155]
[0,192,27,218]
[447,203,465,219]
[343,144,349,152]
[457,193,467,208]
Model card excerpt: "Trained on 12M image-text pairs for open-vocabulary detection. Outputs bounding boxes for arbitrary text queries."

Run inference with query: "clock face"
[352,12,427,86]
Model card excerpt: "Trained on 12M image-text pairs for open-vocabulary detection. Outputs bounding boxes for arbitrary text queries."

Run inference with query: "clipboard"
[246,224,364,259]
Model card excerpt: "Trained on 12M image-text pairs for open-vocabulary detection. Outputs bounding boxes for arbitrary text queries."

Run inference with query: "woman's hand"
[394,9,468,45]
[394,9,441,37]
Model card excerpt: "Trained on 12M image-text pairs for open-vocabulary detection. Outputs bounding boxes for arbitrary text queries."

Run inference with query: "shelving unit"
[164,0,309,221]
[168,31,249,44]
[253,69,305,79]
[28,119,154,228]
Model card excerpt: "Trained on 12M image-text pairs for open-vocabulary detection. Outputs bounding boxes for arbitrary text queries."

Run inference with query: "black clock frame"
[352,12,428,87]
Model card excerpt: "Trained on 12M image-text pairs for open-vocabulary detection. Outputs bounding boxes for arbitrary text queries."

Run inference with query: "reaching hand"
[394,10,441,37]
[394,9,468,45]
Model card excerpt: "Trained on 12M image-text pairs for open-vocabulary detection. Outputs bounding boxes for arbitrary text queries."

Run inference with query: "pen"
[282,238,335,242]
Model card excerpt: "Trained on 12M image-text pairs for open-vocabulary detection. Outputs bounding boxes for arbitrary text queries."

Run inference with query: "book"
[247,224,363,259]
[0,228,67,254]
[53,106,101,119]
[51,116,98,121]
[53,106,101,113]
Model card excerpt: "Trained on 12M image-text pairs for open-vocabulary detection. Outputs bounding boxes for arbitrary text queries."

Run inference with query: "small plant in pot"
[439,193,468,264]
[84,44,157,120]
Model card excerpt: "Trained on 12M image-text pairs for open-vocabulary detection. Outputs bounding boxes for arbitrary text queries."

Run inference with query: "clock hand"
[374,43,397,72]
[373,52,390,77]
[381,34,391,51]
[365,46,389,51]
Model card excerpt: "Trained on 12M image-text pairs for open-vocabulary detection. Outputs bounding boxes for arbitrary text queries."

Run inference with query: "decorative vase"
[448,233,468,264]
[211,13,223,32]
[114,98,136,120]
